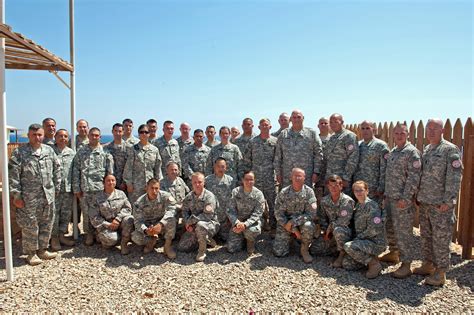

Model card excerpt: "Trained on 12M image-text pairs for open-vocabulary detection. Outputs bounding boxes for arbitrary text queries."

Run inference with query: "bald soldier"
[324,113,359,193]
[274,109,323,188]
[177,122,194,157]
[271,112,290,138]
[353,120,389,204]
[414,119,463,286]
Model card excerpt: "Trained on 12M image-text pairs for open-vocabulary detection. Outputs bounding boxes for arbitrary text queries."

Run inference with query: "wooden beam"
[5,63,68,71]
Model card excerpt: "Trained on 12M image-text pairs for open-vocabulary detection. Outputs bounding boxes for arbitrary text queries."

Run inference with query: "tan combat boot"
[413,261,435,276]
[50,237,61,251]
[195,238,207,262]
[332,250,345,268]
[247,239,256,256]
[424,269,446,286]
[392,262,412,279]
[26,254,43,266]
[84,233,94,246]
[379,250,400,264]
[37,249,58,260]
[300,242,313,264]
[59,233,75,246]
[120,237,130,255]
[366,257,383,279]
[164,238,176,259]
[143,238,157,254]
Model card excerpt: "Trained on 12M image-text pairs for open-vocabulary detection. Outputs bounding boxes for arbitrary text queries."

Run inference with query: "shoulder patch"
[373,217,381,224]
[340,210,348,217]
[413,160,421,169]
[347,144,355,152]
[205,204,214,213]
[311,202,317,210]
[384,153,389,160]
[452,160,462,168]
[168,196,175,203]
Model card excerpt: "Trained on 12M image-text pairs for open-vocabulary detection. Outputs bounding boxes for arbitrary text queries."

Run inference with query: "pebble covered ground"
[1,229,473,313]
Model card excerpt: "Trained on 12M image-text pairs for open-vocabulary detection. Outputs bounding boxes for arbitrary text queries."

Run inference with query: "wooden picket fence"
[347,117,473,259]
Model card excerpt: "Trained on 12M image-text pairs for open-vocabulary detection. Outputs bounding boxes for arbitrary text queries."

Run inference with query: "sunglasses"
[139,130,150,134]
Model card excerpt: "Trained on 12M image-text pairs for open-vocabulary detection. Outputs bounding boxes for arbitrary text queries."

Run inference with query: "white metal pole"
[0,0,15,281]
[69,0,78,239]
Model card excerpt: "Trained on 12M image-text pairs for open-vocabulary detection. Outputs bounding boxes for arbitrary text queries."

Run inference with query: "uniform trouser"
[419,203,455,270]
[96,215,134,247]
[131,218,177,245]
[227,222,261,253]
[52,192,73,237]
[314,185,324,208]
[385,198,415,263]
[79,191,101,234]
[273,221,314,257]
[343,238,385,269]
[15,198,55,255]
[255,181,277,229]
[310,226,352,255]
[177,220,219,252]
[217,219,231,241]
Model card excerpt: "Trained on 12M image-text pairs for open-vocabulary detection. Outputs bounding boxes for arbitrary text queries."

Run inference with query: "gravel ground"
[1,228,473,313]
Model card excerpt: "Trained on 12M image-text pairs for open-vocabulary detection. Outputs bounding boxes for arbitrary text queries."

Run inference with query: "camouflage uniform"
[353,138,389,202]
[123,135,140,145]
[273,185,317,257]
[89,189,134,247]
[131,191,177,245]
[417,139,463,270]
[226,186,265,253]
[152,136,181,176]
[178,189,219,252]
[177,136,194,158]
[9,144,61,254]
[205,139,220,148]
[324,129,359,192]
[343,198,386,270]
[123,142,162,204]
[310,192,354,256]
[52,145,75,237]
[274,127,323,188]
[43,137,55,147]
[205,174,236,241]
[72,145,114,234]
[233,133,256,168]
[103,141,130,188]
[74,135,89,151]
[182,144,211,183]
[160,176,190,209]
[206,142,243,181]
[384,142,421,263]
[271,127,286,138]
[244,135,278,228]
[315,134,332,204]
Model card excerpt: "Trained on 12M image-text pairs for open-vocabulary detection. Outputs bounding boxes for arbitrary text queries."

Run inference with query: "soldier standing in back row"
[274,109,323,189]
[152,120,181,176]
[9,124,61,265]
[353,120,389,204]
[182,129,211,185]
[206,126,243,181]
[103,123,130,190]
[324,113,359,194]
[72,127,114,246]
[381,123,421,279]
[414,118,463,286]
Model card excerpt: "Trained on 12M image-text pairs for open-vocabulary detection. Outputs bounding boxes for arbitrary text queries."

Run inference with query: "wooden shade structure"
[0,23,73,72]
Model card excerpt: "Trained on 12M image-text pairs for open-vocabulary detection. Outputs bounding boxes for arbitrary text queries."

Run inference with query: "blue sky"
[4,0,473,135]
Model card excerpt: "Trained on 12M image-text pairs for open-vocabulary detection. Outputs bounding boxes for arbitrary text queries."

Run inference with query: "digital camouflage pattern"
[151,136,181,176]
[206,142,243,181]
[323,129,359,185]
[182,144,211,182]
[103,141,131,188]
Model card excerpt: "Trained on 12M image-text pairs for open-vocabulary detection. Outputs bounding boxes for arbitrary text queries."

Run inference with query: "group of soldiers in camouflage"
[9,111,462,286]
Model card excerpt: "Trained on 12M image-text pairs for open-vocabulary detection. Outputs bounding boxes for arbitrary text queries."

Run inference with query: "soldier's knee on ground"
[98,231,119,247]
[131,231,146,246]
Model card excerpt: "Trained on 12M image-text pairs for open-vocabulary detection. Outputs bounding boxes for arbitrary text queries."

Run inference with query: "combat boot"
[59,233,75,246]
[164,238,176,259]
[207,237,217,248]
[50,237,61,251]
[37,249,58,260]
[120,237,130,255]
[413,261,435,276]
[300,242,313,264]
[143,238,157,254]
[246,239,256,256]
[378,250,400,264]
[26,254,43,266]
[84,233,94,246]
[392,262,412,279]
[424,269,446,286]
[195,238,207,262]
[332,250,345,268]
[366,257,383,279]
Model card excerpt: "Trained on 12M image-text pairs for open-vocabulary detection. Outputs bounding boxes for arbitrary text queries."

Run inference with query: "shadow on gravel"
[449,254,473,292]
